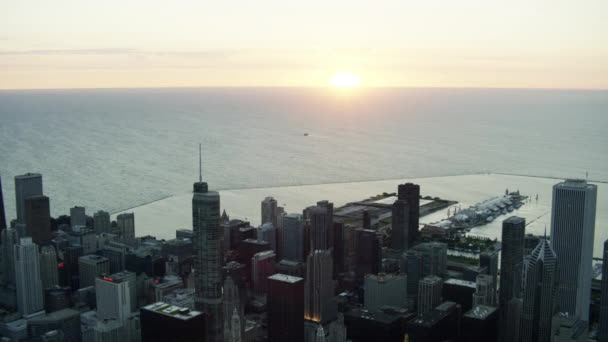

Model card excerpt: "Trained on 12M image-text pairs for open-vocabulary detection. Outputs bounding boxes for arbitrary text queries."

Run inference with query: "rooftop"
[464,305,497,319]
[268,273,303,284]
[444,278,476,289]
[143,302,202,320]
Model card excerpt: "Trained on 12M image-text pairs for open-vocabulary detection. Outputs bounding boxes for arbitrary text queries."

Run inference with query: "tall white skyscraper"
[550,179,596,322]
[14,173,43,224]
[95,275,132,322]
[14,237,44,317]
[192,145,223,342]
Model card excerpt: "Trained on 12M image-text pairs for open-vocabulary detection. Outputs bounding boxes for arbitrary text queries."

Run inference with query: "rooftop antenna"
[199,143,202,182]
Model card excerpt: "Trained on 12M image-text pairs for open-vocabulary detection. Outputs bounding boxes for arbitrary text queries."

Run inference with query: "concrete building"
[94,210,111,234]
[223,276,243,339]
[108,271,137,313]
[70,206,86,229]
[551,314,588,342]
[304,249,336,324]
[14,173,43,224]
[1,226,19,286]
[251,250,275,294]
[95,275,131,322]
[116,213,135,244]
[364,273,407,311]
[27,308,81,342]
[282,213,305,262]
[192,163,223,342]
[267,274,304,342]
[24,195,52,245]
[417,275,442,315]
[257,222,277,252]
[520,239,557,342]
[472,274,495,307]
[39,245,59,290]
[261,196,278,228]
[410,242,447,277]
[550,179,596,322]
[442,278,476,312]
[462,305,498,342]
[480,249,498,300]
[78,255,110,288]
[499,216,525,342]
[140,302,205,342]
[14,237,44,317]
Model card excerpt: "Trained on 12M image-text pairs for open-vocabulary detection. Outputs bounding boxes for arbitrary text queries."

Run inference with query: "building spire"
[199,143,202,182]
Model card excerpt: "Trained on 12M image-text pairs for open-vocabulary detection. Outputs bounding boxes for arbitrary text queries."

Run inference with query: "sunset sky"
[1,0,607,89]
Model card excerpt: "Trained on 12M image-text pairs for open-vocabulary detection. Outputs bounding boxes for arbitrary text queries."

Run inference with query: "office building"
[551,314,588,342]
[550,179,596,321]
[109,271,137,313]
[24,195,52,245]
[44,286,72,313]
[70,206,86,229]
[417,275,443,315]
[223,276,244,339]
[397,183,420,243]
[39,245,59,290]
[192,153,223,342]
[251,250,275,294]
[261,196,278,227]
[405,249,424,304]
[520,239,557,342]
[355,229,381,282]
[164,288,195,310]
[267,274,304,342]
[79,255,110,288]
[472,274,495,307]
[14,237,44,317]
[95,275,132,321]
[309,205,330,251]
[462,305,498,342]
[94,210,111,234]
[390,199,409,250]
[61,246,83,290]
[407,301,462,342]
[344,308,410,342]
[304,249,336,324]
[14,173,43,224]
[27,308,81,342]
[140,302,205,342]
[480,249,498,300]
[364,273,407,312]
[499,216,525,342]
[257,222,277,252]
[1,225,19,286]
[443,278,476,312]
[116,213,135,244]
[599,240,608,342]
[282,213,305,262]
[411,242,447,277]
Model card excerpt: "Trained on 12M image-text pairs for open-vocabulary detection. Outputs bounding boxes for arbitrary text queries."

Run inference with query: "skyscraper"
[229,308,242,342]
[95,275,131,322]
[520,239,557,342]
[14,237,44,317]
[417,275,443,315]
[411,242,448,277]
[309,206,330,251]
[78,255,110,288]
[598,240,608,342]
[257,222,277,252]
[364,273,407,311]
[405,249,424,305]
[304,249,337,324]
[355,228,381,282]
[14,173,43,224]
[397,183,420,243]
[282,213,305,262]
[316,200,334,248]
[480,249,498,300]
[267,273,304,342]
[117,213,135,244]
[499,216,525,342]
[550,179,596,322]
[24,195,52,245]
[472,274,495,307]
[94,210,111,234]
[223,276,244,340]
[70,206,86,229]
[261,196,278,227]
[391,199,409,250]
[1,225,19,286]
[140,302,206,342]
[0,175,7,230]
[251,250,275,294]
[192,145,223,342]
[39,245,59,290]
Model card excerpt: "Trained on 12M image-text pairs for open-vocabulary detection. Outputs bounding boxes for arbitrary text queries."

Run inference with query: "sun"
[329,71,361,88]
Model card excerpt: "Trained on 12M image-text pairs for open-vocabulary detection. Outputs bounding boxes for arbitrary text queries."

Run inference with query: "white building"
[95,275,131,322]
[14,237,44,317]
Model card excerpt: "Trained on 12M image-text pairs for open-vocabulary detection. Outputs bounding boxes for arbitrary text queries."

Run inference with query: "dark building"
[397,183,420,243]
[125,252,165,277]
[316,200,335,248]
[461,305,498,342]
[45,286,72,313]
[60,246,83,290]
[405,250,424,304]
[442,278,476,313]
[598,239,608,342]
[221,219,251,251]
[479,249,498,300]
[27,308,81,342]
[308,205,330,251]
[275,259,305,278]
[0,175,6,230]
[175,229,193,240]
[407,301,461,342]
[344,308,412,342]
[238,238,270,285]
[267,274,304,342]
[499,216,525,342]
[362,210,371,229]
[333,221,345,277]
[391,199,409,250]
[355,229,381,282]
[24,195,52,245]
[140,302,205,342]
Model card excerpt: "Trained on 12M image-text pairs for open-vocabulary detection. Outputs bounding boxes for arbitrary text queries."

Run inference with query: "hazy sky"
[1,0,607,89]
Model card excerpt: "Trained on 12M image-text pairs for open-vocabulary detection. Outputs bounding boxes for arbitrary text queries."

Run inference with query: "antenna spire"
[199,143,202,182]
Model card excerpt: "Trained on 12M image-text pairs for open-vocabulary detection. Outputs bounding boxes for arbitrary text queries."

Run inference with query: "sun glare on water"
[329,71,361,88]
